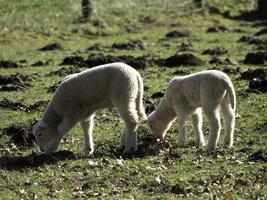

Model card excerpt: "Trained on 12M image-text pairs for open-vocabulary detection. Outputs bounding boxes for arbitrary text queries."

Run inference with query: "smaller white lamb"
[147,70,236,151]
[33,62,147,154]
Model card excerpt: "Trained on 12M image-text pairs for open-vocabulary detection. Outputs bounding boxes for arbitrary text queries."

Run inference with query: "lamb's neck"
[157,98,176,123]
[42,102,62,129]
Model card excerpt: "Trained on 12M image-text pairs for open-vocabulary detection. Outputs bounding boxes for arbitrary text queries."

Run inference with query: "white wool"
[33,62,147,154]
[148,70,236,151]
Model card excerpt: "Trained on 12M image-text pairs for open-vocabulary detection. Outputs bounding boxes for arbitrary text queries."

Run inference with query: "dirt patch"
[165,30,191,38]
[207,26,229,33]
[0,60,21,68]
[0,150,76,169]
[248,149,267,163]
[31,59,51,67]
[202,47,228,56]
[0,98,47,112]
[48,66,80,77]
[240,68,267,80]
[209,57,238,65]
[244,51,267,65]
[2,123,36,147]
[38,42,63,51]
[0,74,32,91]
[179,42,194,52]
[254,28,267,36]
[111,40,145,50]
[87,44,106,51]
[160,53,203,67]
[47,81,61,93]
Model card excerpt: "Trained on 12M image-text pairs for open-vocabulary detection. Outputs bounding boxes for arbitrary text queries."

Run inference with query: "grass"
[0,0,266,199]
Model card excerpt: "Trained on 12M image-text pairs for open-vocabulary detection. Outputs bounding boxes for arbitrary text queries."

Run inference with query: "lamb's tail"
[136,74,147,120]
[222,76,236,111]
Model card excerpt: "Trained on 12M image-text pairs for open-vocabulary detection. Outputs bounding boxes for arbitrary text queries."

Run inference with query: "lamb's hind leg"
[118,101,139,153]
[205,108,221,151]
[80,114,95,154]
[191,108,205,147]
[221,98,235,148]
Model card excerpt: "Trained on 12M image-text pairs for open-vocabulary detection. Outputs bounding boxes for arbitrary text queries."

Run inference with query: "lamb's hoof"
[194,140,206,147]
[123,147,137,154]
[178,142,186,148]
[84,148,94,155]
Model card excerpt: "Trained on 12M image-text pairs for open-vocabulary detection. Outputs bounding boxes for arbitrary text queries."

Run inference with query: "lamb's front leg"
[177,117,187,147]
[191,108,205,147]
[80,114,95,155]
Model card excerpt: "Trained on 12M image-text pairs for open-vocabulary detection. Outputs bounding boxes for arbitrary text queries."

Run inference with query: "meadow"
[0,0,266,199]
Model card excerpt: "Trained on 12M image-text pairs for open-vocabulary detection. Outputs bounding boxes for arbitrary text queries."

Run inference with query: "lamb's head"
[147,111,172,140]
[33,120,58,153]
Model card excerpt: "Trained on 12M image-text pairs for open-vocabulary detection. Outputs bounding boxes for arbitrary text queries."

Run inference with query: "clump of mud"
[202,47,228,56]
[48,66,80,77]
[254,28,267,36]
[0,60,21,68]
[165,30,191,38]
[160,53,203,67]
[248,78,267,92]
[207,26,229,33]
[111,40,145,50]
[0,99,48,112]
[209,57,238,66]
[240,68,267,80]
[0,150,76,169]
[244,51,267,64]
[38,42,63,51]
[87,44,106,51]
[0,74,33,91]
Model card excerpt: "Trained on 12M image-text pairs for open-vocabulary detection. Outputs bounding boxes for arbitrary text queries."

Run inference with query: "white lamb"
[33,62,147,154]
[147,70,236,151]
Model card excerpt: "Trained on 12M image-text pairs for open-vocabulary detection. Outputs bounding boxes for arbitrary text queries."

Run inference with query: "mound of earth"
[87,44,106,51]
[0,60,21,68]
[179,42,194,52]
[240,68,267,80]
[248,78,267,93]
[60,55,86,67]
[209,57,238,65]
[165,30,191,38]
[111,40,145,50]
[0,99,46,112]
[249,149,267,163]
[207,26,229,33]
[254,28,267,36]
[202,47,228,56]
[244,51,267,64]
[38,42,63,51]
[47,81,61,93]
[0,150,76,169]
[31,60,51,67]
[161,53,203,67]
[48,66,80,77]
[151,91,164,99]
[210,66,241,74]
[0,74,32,91]
[2,123,36,147]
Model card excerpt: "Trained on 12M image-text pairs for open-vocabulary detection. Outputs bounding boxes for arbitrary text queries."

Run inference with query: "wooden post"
[257,0,267,20]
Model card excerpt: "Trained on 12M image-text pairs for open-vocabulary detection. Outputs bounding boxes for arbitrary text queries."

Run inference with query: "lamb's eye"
[38,133,42,137]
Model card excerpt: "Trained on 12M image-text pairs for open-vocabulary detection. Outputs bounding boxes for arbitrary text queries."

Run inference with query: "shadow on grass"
[0,150,77,170]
